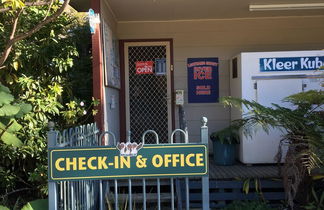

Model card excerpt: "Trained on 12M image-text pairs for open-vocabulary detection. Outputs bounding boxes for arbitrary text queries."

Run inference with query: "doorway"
[122,40,173,143]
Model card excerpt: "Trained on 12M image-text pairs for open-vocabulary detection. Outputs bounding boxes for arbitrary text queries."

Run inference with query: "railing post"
[48,122,58,210]
[201,117,210,210]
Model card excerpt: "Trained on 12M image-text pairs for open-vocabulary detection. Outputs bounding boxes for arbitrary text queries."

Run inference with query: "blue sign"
[187,58,219,103]
[260,56,324,72]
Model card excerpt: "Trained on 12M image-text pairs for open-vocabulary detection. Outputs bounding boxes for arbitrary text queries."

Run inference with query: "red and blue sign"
[187,58,219,103]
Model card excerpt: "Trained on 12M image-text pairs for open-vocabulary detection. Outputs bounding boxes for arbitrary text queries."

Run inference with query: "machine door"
[257,79,303,108]
[124,41,172,143]
[253,79,303,163]
[302,78,324,92]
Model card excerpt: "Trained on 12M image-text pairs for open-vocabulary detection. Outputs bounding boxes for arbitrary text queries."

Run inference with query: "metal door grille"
[128,45,168,143]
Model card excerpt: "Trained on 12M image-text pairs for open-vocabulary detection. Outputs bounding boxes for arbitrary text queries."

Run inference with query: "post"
[48,122,58,210]
[201,117,210,210]
[176,105,186,210]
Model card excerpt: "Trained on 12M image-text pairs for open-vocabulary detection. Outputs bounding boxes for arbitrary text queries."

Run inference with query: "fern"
[221,90,324,208]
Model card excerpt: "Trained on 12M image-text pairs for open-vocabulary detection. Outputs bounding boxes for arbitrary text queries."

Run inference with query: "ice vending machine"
[230,50,324,164]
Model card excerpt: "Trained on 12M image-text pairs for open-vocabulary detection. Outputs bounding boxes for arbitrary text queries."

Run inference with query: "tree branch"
[1,187,32,198]
[0,0,71,67]
[0,1,52,13]
[43,0,55,21]
[0,8,23,68]
[10,9,23,39]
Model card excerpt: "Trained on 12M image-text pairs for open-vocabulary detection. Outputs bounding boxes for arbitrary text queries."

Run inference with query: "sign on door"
[136,61,154,74]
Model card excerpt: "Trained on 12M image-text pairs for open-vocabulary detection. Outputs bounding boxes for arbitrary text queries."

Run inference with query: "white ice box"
[230,50,324,164]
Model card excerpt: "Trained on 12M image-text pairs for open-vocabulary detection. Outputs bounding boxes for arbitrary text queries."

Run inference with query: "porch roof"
[71,0,324,21]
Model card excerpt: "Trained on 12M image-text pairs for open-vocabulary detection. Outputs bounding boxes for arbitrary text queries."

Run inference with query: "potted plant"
[210,121,241,166]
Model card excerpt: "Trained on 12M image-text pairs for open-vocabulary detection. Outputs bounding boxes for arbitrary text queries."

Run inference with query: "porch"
[48,122,285,209]
[209,158,280,179]
[104,159,284,209]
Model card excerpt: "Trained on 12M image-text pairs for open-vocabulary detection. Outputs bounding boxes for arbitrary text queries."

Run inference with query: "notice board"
[187,58,219,103]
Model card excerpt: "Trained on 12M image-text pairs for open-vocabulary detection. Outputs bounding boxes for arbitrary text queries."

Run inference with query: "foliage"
[1,3,78,84]
[0,3,94,208]
[21,199,48,210]
[221,90,324,208]
[0,198,48,210]
[221,200,276,210]
[0,0,71,69]
[242,178,262,195]
[210,120,242,144]
[0,83,31,146]
[0,205,10,210]
[303,182,324,210]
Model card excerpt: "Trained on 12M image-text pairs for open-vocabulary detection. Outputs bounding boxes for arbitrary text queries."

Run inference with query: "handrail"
[142,130,159,144]
[170,129,188,143]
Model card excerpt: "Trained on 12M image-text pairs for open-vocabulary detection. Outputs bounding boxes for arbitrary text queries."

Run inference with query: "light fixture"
[249,3,324,11]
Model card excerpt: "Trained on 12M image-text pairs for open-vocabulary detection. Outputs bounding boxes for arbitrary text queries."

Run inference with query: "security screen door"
[124,42,172,143]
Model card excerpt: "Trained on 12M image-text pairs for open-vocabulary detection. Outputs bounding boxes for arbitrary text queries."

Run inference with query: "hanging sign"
[187,58,219,103]
[48,143,208,181]
[260,56,324,72]
[136,61,154,74]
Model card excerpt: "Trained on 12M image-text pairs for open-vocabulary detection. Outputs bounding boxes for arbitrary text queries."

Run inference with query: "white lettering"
[292,61,298,69]
[276,61,283,70]
[315,57,323,68]
[301,57,309,69]
[263,59,272,70]
[283,61,292,69]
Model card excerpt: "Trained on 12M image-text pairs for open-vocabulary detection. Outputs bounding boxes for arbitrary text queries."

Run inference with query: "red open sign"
[136,61,154,74]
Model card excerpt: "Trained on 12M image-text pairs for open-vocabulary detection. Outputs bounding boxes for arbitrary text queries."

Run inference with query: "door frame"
[119,39,174,141]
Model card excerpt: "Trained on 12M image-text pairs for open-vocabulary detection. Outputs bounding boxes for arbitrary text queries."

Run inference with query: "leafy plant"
[0,0,71,69]
[210,120,242,144]
[0,83,31,146]
[0,205,10,210]
[242,178,262,195]
[21,199,48,210]
[0,3,94,208]
[0,198,48,210]
[221,90,324,208]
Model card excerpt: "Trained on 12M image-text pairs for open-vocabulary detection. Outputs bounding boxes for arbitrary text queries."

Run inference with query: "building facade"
[73,0,324,150]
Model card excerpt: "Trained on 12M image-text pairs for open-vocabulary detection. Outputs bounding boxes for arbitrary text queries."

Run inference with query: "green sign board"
[48,144,208,181]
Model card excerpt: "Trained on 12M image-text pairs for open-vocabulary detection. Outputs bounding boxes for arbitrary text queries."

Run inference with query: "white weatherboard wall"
[101,0,120,143]
[117,16,324,146]
[231,50,324,164]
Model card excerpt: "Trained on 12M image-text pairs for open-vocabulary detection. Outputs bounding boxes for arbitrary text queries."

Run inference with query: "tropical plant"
[0,3,94,208]
[0,198,48,210]
[0,82,31,146]
[242,178,262,195]
[210,120,242,144]
[221,90,324,208]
